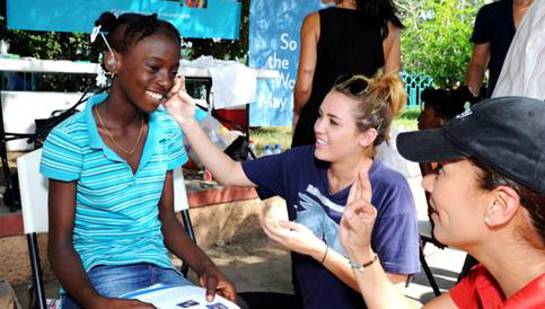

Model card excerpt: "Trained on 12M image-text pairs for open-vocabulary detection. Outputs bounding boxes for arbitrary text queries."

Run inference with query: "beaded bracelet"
[348,254,379,272]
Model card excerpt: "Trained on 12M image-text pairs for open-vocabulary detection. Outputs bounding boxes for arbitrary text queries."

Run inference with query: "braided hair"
[94,12,181,54]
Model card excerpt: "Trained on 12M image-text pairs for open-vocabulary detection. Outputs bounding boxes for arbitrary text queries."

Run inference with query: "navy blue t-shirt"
[242,146,420,309]
[471,0,516,97]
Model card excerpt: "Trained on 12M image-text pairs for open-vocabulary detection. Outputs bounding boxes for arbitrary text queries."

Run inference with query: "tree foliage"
[397,0,488,87]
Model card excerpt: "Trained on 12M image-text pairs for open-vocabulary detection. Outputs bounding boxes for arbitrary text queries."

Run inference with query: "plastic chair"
[17,149,197,309]
[173,167,197,277]
[17,149,48,309]
[418,220,442,296]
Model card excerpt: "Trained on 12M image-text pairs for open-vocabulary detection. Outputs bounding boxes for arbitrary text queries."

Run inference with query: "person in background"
[417,87,470,131]
[465,0,534,98]
[340,96,545,308]
[165,72,420,308]
[41,12,235,308]
[417,87,480,274]
[493,0,544,100]
[292,0,403,147]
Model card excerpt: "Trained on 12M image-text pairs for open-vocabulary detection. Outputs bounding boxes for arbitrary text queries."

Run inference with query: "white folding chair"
[173,168,197,277]
[17,148,48,309]
[17,149,197,308]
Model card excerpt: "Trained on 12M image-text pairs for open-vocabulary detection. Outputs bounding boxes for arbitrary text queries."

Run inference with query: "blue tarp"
[7,0,242,40]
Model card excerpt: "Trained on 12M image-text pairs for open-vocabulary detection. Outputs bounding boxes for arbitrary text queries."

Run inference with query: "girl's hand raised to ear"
[164,76,197,126]
[339,167,377,262]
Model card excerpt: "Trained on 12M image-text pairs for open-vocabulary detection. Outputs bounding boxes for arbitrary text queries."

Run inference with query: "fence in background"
[401,72,434,108]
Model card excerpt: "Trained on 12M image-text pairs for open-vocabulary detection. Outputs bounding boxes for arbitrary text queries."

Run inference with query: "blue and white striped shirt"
[40,93,187,271]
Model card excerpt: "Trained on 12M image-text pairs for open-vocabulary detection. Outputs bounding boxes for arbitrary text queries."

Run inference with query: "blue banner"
[7,0,242,39]
[249,0,326,127]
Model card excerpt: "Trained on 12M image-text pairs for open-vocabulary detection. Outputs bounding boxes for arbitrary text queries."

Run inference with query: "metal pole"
[27,233,47,309]
[180,209,196,278]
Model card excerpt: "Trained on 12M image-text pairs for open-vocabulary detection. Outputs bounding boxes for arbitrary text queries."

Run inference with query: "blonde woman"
[165,72,419,308]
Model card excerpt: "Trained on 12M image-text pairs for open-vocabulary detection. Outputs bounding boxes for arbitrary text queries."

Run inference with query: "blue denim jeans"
[61,263,192,309]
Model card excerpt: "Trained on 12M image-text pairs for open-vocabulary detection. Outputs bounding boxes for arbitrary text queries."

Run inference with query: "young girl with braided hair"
[165,71,420,308]
[41,12,235,308]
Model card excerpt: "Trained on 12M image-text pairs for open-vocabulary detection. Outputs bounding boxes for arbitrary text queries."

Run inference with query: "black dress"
[292,7,385,147]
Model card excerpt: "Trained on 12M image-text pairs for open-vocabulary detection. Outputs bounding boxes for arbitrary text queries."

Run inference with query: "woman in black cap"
[339,96,545,308]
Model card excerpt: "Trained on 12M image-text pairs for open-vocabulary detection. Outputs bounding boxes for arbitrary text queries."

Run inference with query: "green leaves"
[398,0,488,87]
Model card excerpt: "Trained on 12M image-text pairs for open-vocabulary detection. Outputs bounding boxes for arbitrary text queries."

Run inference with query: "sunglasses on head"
[334,74,369,96]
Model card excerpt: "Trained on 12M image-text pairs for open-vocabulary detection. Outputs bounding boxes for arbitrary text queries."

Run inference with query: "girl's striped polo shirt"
[40,94,188,271]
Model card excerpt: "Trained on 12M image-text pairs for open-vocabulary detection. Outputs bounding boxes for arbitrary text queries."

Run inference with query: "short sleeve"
[165,122,188,171]
[370,176,420,274]
[195,108,208,122]
[241,152,289,199]
[471,5,492,43]
[40,126,83,182]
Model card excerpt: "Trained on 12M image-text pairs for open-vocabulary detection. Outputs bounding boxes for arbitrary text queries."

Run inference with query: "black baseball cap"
[397,96,545,194]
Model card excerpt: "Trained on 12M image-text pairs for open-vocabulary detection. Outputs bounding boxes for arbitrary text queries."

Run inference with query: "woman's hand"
[198,263,237,303]
[91,297,156,309]
[339,168,377,262]
[262,219,326,260]
[164,76,197,126]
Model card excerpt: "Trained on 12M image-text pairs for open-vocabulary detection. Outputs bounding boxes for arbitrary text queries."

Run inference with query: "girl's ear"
[358,128,378,148]
[104,51,121,73]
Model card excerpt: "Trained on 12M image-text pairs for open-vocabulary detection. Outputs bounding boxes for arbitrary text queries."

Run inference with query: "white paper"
[121,284,240,309]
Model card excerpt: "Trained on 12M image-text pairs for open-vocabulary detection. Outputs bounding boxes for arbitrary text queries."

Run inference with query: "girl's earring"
[107,58,117,79]
[95,65,109,88]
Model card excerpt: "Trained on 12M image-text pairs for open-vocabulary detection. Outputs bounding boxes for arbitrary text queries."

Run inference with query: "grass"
[249,126,292,155]
[395,107,420,130]
[249,107,420,154]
